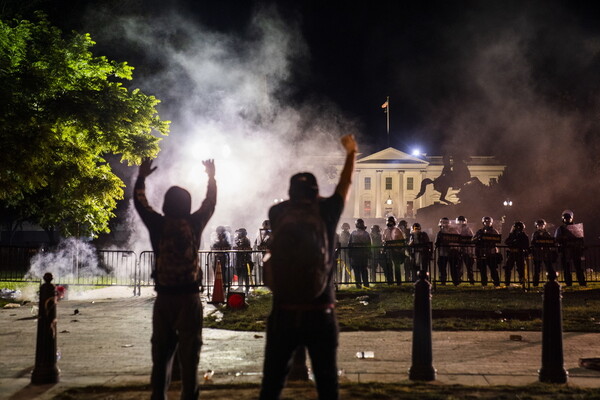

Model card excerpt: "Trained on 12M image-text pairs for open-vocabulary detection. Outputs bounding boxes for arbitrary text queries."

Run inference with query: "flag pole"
[386,96,390,147]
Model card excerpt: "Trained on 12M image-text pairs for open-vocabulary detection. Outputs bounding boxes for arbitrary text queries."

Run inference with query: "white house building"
[342,147,505,221]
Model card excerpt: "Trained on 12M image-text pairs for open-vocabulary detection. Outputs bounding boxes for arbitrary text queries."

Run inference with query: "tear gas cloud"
[85,7,357,251]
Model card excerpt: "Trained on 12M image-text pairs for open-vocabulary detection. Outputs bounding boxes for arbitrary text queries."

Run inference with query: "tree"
[0,13,169,242]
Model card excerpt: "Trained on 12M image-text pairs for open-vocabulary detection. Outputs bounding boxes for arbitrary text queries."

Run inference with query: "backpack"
[155,218,202,287]
[266,202,330,304]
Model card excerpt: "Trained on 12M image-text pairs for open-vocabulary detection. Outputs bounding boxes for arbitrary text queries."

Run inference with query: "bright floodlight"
[412,149,421,156]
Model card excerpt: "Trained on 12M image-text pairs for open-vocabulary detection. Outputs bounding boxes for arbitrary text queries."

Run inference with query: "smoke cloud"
[82,5,357,251]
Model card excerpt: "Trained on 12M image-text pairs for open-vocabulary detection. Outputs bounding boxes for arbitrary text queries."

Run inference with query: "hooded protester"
[134,158,216,400]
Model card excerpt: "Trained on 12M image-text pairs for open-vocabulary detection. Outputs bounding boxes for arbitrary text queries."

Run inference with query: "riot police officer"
[504,221,529,286]
[473,216,501,287]
[349,219,372,288]
[382,216,405,285]
[408,222,431,273]
[435,217,460,285]
[456,216,475,285]
[554,210,586,286]
[234,228,253,293]
[531,219,557,287]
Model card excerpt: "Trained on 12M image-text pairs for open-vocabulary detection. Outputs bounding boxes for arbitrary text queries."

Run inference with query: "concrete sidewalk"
[1,287,599,399]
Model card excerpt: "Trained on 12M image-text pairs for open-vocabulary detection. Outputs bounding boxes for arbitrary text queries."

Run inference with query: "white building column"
[353,169,361,218]
[397,170,405,218]
[375,170,383,218]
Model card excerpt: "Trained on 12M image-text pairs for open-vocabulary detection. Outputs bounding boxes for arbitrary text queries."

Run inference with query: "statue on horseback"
[415,155,472,205]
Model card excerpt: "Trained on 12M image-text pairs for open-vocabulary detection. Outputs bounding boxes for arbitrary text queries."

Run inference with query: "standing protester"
[531,219,557,287]
[349,218,372,288]
[408,222,431,273]
[382,216,405,285]
[233,228,253,293]
[398,220,412,281]
[134,158,216,400]
[455,216,476,285]
[554,210,586,286]
[370,225,384,283]
[434,217,460,285]
[503,221,530,286]
[259,134,357,400]
[211,226,232,288]
[473,216,501,287]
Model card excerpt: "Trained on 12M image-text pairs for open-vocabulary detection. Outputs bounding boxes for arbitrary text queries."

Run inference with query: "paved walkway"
[1,287,599,399]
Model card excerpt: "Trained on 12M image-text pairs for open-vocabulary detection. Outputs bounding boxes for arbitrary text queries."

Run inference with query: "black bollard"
[539,270,568,383]
[31,273,60,384]
[409,270,436,381]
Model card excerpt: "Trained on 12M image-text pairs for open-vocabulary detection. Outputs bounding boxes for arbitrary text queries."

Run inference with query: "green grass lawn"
[204,283,600,332]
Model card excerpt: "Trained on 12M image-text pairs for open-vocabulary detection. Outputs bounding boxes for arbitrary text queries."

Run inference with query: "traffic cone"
[210,260,225,304]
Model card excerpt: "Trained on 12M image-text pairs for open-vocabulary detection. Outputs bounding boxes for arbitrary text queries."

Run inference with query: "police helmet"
[482,216,493,225]
[562,210,574,223]
[216,225,226,234]
[371,224,381,233]
[236,228,247,237]
[355,219,367,229]
[535,219,546,228]
[456,215,467,223]
[412,222,422,231]
[439,217,450,227]
[386,216,397,227]
[341,222,351,230]
[513,221,525,231]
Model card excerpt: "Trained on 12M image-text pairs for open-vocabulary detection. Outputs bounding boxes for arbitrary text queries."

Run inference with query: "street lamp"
[503,200,513,207]
[386,194,393,205]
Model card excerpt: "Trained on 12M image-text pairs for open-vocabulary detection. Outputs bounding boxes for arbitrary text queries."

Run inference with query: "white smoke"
[82,5,357,251]
[27,238,104,280]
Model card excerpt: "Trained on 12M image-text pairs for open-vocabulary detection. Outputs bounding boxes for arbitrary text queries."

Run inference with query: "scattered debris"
[580,358,600,371]
[509,335,522,341]
[60,330,70,333]
[0,288,22,300]
[3,303,21,309]
[356,351,374,359]
[203,370,214,381]
[73,309,79,315]
[254,334,263,339]
[121,344,133,348]
[355,295,369,301]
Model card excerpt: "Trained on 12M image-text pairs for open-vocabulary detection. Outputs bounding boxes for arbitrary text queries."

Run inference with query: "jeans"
[260,307,339,400]
[151,293,203,400]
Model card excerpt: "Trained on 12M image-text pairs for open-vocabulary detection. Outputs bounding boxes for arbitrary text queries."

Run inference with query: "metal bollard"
[409,270,436,381]
[539,270,568,383]
[31,273,60,384]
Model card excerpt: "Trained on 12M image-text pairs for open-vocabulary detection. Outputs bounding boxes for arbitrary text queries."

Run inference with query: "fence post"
[31,273,60,384]
[409,270,436,381]
[539,270,568,383]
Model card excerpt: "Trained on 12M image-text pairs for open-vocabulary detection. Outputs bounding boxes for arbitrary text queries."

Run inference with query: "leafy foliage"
[0,13,169,239]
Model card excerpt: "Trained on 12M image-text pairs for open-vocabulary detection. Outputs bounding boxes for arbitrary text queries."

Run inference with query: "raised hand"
[139,158,157,178]
[341,134,358,155]
[202,159,215,178]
